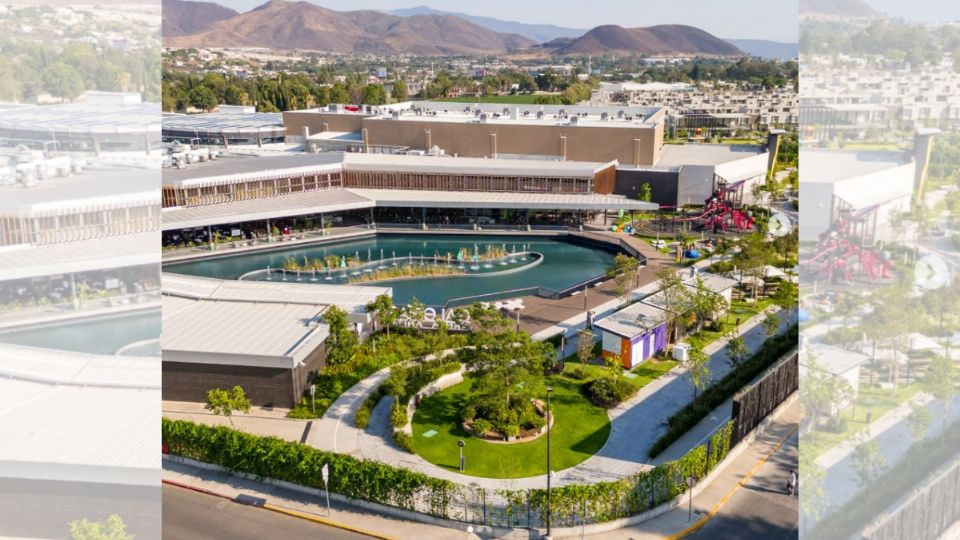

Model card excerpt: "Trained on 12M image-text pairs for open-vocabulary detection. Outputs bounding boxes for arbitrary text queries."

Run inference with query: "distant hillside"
[726,39,798,59]
[800,0,880,18]
[163,0,536,55]
[550,24,742,56]
[162,0,237,37]
[389,5,586,43]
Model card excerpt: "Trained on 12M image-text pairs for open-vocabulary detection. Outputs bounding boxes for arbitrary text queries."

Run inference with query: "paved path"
[166,304,790,492]
[585,400,800,540]
[162,398,799,540]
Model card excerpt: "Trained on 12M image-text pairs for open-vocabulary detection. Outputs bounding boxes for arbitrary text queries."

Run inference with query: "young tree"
[404,297,427,329]
[655,265,691,343]
[924,354,958,439]
[604,352,625,378]
[608,253,640,303]
[906,402,933,442]
[392,79,409,101]
[850,435,886,502]
[685,344,711,403]
[69,514,133,540]
[732,232,770,302]
[772,279,798,323]
[799,445,827,532]
[575,329,595,377]
[725,334,749,369]
[205,385,252,427]
[324,305,358,365]
[639,183,653,202]
[689,277,727,333]
[365,294,397,336]
[762,312,781,338]
[800,357,854,443]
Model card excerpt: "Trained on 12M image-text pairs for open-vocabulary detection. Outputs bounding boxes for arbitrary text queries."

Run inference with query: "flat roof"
[162,111,284,136]
[161,186,657,230]
[801,150,910,184]
[341,152,614,178]
[641,285,695,313]
[162,152,343,186]
[0,167,159,214]
[655,144,765,168]
[0,231,160,280]
[162,273,389,316]
[0,102,160,135]
[161,188,373,229]
[683,273,739,294]
[162,294,329,361]
[0,344,158,485]
[595,301,668,339]
[802,344,868,375]
[349,188,658,211]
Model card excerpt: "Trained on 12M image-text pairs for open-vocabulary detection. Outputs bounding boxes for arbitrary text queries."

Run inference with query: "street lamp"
[458,439,465,472]
[546,385,554,539]
[686,476,696,522]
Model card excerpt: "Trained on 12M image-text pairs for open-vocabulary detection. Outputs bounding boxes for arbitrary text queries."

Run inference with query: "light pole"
[458,439,465,472]
[686,476,696,522]
[546,385,554,539]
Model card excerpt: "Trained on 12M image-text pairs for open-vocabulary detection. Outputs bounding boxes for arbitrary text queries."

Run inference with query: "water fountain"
[296,269,302,282]
[266,265,272,280]
[392,250,397,266]
[311,269,318,282]
[281,269,287,281]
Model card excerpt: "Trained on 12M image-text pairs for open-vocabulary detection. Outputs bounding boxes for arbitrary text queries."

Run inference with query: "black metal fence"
[862,460,960,540]
[730,350,799,446]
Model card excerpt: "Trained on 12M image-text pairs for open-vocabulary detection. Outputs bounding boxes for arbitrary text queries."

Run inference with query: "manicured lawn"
[410,375,611,478]
[686,299,774,351]
[433,95,542,104]
[806,383,922,459]
[561,358,678,390]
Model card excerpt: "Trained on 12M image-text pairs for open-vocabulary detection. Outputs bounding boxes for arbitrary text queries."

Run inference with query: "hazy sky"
[867,0,960,21]
[211,0,800,41]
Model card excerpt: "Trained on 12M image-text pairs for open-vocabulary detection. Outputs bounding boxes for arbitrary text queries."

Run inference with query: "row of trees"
[635,57,797,90]
[0,40,160,103]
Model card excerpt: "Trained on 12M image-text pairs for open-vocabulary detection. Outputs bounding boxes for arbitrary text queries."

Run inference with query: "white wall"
[676,164,716,206]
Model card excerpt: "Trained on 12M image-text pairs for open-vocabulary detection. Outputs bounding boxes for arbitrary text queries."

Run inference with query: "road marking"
[664,423,799,540]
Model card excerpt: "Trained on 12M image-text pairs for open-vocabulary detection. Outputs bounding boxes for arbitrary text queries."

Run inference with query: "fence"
[730,350,799,446]
[163,418,734,529]
[861,459,960,540]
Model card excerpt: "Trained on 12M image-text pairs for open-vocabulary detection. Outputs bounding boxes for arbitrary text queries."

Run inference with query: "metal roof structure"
[801,343,868,376]
[162,273,389,318]
[161,152,342,186]
[595,301,668,339]
[801,150,909,184]
[0,167,159,214]
[348,188,657,211]
[0,231,160,280]
[655,144,765,168]
[0,344,158,486]
[0,102,160,135]
[341,152,615,178]
[162,111,284,138]
[161,188,373,229]
[683,273,739,295]
[162,294,329,366]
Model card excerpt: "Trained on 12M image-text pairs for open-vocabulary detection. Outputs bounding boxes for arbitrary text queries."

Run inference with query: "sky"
[210,0,800,42]
[866,0,960,22]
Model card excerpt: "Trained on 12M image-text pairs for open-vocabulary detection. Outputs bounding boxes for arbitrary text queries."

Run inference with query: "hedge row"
[163,418,456,516]
[648,324,799,458]
[163,418,735,526]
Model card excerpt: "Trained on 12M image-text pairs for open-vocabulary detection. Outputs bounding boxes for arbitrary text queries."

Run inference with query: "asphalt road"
[688,428,799,540]
[162,484,372,540]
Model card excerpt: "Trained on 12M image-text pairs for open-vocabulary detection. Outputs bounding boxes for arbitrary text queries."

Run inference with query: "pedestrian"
[788,469,798,495]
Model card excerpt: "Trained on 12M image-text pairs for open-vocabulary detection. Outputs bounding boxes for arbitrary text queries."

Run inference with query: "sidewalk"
[162,398,800,540]
[162,459,470,540]
[585,399,800,539]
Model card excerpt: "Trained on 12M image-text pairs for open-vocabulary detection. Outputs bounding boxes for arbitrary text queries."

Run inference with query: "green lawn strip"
[649,325,799,458]
[805,384,922,460]
[807,414,960,540]
[410,375,611,478]
[686,299,773,351]
[432,95,541,104]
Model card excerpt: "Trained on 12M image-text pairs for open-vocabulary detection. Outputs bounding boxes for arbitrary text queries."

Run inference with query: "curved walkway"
[310,306,788,491]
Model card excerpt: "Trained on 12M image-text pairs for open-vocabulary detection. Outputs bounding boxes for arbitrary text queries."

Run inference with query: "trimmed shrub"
[586,376,638,408]
[393,431,413,452]
[390,401,408,429]
[649,325,798,457]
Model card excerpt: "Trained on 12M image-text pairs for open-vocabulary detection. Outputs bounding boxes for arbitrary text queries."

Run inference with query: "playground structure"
[668,189,756,233]
[801,209,894,284]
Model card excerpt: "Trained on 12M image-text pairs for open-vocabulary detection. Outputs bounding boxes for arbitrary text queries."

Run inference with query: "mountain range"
[163,0,793,58]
